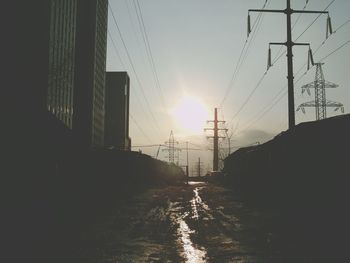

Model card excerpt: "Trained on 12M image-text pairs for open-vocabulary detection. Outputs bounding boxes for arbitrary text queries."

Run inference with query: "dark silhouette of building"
[15,0,108,143]
[104,72,131,150]
[73,0,108,147]
[47,0,78,128]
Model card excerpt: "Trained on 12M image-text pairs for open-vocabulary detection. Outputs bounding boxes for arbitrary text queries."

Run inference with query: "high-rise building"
[104,72,131,150]
[47,0,78,128]
[14,0,108,147]
[73,0,108,147]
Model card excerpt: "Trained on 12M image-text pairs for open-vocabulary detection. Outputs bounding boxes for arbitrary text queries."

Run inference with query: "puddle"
[188,181,206,186]
[177,216,206,263]
[170,211,207,263]
[191,187,213,220]
[169,198,207,263]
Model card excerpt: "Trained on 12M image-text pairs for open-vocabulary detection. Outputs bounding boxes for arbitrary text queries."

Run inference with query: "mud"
[76,182,289,262]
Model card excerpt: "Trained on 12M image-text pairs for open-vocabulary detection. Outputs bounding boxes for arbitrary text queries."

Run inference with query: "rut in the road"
[77,183,281,262]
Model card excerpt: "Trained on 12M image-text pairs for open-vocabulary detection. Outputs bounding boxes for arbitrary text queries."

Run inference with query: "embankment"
[222,114,350,261]
[6,111,185,262]
[223,114,350,207]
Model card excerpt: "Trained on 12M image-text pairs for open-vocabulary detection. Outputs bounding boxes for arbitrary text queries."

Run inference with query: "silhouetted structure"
[223,114,350,261]
[47,0,78,128]
[205,108,227,171]
[17,0,108,145]
[249,0,333,128]
[104,72,131,150]
[73,0,108,147]
[163,131,180,164]
[297,63,344,120]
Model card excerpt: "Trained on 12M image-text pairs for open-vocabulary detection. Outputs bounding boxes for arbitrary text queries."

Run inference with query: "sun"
[171,96,209,134]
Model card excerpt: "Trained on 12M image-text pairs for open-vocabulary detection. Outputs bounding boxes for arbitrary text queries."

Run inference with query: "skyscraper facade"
[17,0,108,147]
[104,72,131,150]
[73,0,108,147]
[47,0,77,128]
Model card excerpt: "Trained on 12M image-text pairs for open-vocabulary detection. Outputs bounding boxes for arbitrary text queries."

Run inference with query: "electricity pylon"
[297,63,344,120]
[205,108,227,171]
[248,0,333,129]
[163,130,181,164]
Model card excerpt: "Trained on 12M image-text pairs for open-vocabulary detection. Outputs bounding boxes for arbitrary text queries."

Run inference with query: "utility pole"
[297,63,344,120]
[248,0,332,129]
[205,108,227,171]
[186,141,189,183]
[197,157,202,177]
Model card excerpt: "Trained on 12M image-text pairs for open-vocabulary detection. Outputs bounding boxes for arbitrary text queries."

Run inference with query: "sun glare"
[171,96,209,134]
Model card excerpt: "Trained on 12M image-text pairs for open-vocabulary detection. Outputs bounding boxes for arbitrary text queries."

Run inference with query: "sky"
[106,0,350,172]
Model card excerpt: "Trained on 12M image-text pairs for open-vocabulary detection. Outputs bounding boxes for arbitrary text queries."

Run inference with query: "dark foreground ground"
[75,182,302,263]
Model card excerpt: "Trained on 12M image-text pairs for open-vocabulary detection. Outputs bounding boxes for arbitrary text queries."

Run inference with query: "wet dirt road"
[78,182,281,262]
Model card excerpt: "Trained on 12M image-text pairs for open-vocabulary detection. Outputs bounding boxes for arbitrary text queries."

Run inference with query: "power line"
[133,0,166,109]
[229,71,268,123]
[248,1,333,128]
[239,64,314,133]
[238,37,350,133]
[131,144,163,148]
[273,0,310,63]
[108,24,161,140]
[281,16,350,79]
[226,0,316,126]
[227,0,343,134]
[334,18,350,33]
[320,39,350,61]
[107,29,126,69]
[108,4,163,136]
[272,0,336,65]
[130,114,154,144]
[296,0,336,42]
[237,75,305,134]
[297,63,343,120]
[108,27,160,142]
[123,0,166,110]
[219,0,270,107]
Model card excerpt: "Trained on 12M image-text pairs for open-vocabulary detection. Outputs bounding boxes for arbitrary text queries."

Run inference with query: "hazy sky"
[106,0,350,171]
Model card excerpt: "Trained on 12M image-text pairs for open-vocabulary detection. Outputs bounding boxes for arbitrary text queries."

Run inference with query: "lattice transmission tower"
[297,63,344,120]
[249,0,334,128]
[163,130,181,164]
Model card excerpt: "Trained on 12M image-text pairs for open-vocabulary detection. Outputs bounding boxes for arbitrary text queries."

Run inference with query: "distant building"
[104,72,131,150]
[47,0,78,128]
[73,0,108,147]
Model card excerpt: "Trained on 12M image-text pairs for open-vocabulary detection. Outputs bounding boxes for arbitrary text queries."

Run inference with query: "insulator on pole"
[247,14,251,37]
[308,48,314,70]
[327,15,333,38]
[309,49,314,66]
[267,47,272,70]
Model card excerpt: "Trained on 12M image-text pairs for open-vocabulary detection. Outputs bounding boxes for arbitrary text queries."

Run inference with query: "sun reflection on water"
[176,215,207,263]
